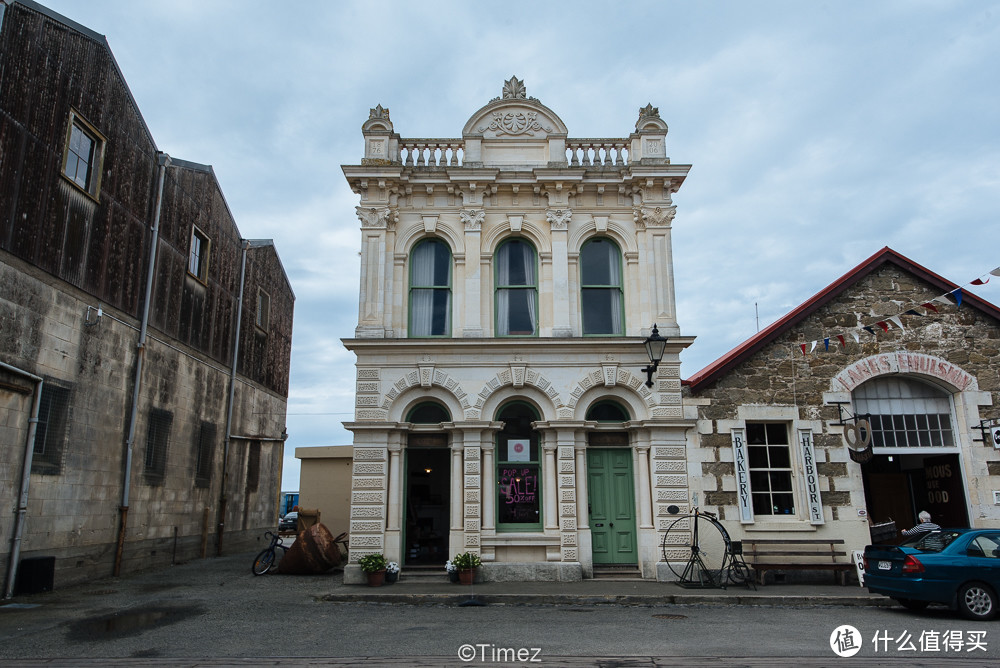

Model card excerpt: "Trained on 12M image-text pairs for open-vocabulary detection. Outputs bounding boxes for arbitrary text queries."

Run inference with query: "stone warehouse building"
[341,78,694,582]
[337,79,1000,583]
[684,248,1000,560]
[0,1,294,593]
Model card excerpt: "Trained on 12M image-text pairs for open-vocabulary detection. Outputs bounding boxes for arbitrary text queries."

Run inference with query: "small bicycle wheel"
[661,514,730,586]
[252,549,275,576]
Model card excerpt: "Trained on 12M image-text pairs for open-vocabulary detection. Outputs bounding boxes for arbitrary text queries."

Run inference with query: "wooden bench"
[743,538,854,586]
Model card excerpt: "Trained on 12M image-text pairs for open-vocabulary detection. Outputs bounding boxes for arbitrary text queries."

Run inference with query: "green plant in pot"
[452,551,481,585]
[358,553,388,586]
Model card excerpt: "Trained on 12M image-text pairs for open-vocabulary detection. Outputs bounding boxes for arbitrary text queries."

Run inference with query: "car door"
[964,532,1000,589]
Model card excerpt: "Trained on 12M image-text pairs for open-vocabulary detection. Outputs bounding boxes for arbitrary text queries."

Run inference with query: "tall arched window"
[580,238,623,335]
[496,402,541,530]
[409,239,451,337]
[495,239,538,336]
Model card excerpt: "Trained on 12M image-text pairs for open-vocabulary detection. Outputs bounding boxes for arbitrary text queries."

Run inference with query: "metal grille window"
[853,377,955,448]
[32,384,71,475]
[580,238,624,335]
[195,422,216,488]
[144,409,172,482]
[746,422,795,516]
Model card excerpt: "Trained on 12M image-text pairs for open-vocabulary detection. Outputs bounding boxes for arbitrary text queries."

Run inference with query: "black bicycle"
[252,531,288,575]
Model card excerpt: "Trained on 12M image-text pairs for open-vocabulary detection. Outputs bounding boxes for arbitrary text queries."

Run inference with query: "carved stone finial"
[369,104,390,121]
[638,103,659,120]
[502,76,527,100]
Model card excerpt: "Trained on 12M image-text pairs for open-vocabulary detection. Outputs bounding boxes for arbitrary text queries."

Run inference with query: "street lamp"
[641,324,667,388]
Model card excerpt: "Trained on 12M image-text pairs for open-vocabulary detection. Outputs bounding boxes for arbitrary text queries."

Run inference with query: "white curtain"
[608,247,622,334]
[411,242,437,336]
[522,243,537,334]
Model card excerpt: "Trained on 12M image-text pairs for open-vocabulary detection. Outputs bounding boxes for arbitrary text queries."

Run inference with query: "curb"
[318,592,895,607]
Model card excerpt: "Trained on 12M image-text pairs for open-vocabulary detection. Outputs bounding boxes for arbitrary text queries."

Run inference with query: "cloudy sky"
[37,0,1000,490]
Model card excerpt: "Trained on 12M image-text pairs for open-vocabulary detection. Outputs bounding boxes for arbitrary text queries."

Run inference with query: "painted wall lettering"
[731,428,754,524]
[798,429,824,525]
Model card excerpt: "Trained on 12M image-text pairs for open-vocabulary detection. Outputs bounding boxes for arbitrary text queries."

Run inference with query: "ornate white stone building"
[341,78,694,581]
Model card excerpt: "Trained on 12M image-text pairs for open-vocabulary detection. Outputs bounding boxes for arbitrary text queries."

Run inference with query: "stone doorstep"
[317,592,894,607]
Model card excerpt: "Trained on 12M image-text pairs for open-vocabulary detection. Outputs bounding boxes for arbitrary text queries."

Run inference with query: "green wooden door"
[587,448,637,564]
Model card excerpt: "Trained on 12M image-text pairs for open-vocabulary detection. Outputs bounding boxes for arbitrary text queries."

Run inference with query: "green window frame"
[496,401,542,531]
[580,237,624,335]
[409,239,452,337]
[494,239,538,337]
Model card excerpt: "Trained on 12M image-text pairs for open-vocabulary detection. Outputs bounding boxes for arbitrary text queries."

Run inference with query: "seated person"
[902,511,941,537]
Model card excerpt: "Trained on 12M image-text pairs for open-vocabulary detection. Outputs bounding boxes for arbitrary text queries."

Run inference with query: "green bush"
[452,551,481,570]
[358,553,388,573]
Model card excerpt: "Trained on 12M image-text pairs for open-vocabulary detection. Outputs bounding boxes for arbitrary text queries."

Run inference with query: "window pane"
[750,470,770,491]
[765,423,788,444]
[772,493,795,514]
[748,446,768,469]
[497,464,540,524]
[581,240,613,284]
[768,446,791,468]
[746,424,766,445]
[504,288,535,335]
[769,471,793,492]
[582,289,616,334]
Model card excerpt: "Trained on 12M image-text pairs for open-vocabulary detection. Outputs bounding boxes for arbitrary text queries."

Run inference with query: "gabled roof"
[684,247,1000,392]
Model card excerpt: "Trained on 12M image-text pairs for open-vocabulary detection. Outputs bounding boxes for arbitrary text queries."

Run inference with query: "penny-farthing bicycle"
[661,506,755,589]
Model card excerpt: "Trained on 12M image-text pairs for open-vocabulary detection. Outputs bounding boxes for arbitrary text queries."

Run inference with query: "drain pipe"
[217,239,249,556]
[2,361,43,600]
[114,152,170,577]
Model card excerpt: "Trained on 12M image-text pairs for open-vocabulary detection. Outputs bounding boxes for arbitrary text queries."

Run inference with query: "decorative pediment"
[463,78,568,139]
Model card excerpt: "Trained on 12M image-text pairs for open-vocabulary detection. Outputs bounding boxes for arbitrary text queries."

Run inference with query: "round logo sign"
[514,443,524,454]
[829,624,862,657]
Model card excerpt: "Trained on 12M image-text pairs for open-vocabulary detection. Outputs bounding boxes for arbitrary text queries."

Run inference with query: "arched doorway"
[585,400,637,566]
[404,402,451,565]
[854,376,970,530]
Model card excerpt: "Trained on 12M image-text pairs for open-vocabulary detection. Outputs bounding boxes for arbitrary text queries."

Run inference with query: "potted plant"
[452,551,481,585]
[445,559,459,583]
[385,561,400,584]
[358,553,388,587]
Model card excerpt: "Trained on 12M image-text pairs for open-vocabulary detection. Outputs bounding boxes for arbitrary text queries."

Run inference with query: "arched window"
[495,239,538,336]
[409,239,451,337]
[580,238,623,335]
[586,400,630,422]
[407,402,451,424]
[853,377,955,448]
[496,402,541,530]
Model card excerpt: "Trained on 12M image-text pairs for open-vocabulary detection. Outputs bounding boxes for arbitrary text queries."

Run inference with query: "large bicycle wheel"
[661,514,730,586]
[252,549,275,576]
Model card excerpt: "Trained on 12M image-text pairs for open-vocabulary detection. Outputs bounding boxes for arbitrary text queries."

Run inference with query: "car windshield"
[912,530,961,553]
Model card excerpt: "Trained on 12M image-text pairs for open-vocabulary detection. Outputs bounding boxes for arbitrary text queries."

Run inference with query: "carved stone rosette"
[632,205,676,229]
[460,208,485,231]
[546,208,572,230]
[356,206,397,230]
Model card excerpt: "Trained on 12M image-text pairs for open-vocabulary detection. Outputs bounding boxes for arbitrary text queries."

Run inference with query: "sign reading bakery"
[834,353,973,392]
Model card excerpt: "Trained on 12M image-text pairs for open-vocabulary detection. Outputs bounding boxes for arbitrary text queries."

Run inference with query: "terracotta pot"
[458,568,475,585]
[366,569,386,587]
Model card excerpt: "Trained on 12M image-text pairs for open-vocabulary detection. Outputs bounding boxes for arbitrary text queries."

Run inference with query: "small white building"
[340,79,694,582]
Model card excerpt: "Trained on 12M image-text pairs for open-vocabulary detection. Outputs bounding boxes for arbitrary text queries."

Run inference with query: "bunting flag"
[789,260,997,355]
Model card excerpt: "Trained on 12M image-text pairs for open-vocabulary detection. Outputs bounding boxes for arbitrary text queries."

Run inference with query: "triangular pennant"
[850,330,861,343]
[953,288,963,306]
[837,334,846,348]
[904,309,922,317]
[876,321,889,332]
[990,266,1000,277]
[863,326,876,336]
[889,316,904,331]
[971,277,989,286]
[921,302,938,313]
[800,343,807,355]
[809,341,818,353]
[824,338,830,351]
[933,295,952,306]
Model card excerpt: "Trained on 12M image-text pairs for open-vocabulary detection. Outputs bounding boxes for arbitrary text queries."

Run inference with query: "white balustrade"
[566,139,629,167]
[399,140,464,167]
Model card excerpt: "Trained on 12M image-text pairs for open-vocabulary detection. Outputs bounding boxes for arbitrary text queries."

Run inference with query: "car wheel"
[957,582,997,621]
[895,598,930,611]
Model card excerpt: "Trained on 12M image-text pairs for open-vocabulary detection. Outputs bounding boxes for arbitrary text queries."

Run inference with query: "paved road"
[0,552,997,665]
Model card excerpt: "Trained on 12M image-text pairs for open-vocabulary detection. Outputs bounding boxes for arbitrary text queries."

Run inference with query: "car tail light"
[863,556,869,571]
[902,555,925,574]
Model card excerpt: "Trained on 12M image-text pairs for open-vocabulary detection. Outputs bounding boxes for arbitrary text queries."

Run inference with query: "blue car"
[864,528,1000,621]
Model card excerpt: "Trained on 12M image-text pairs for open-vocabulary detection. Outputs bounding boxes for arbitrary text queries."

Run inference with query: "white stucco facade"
[341,78,695,582]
